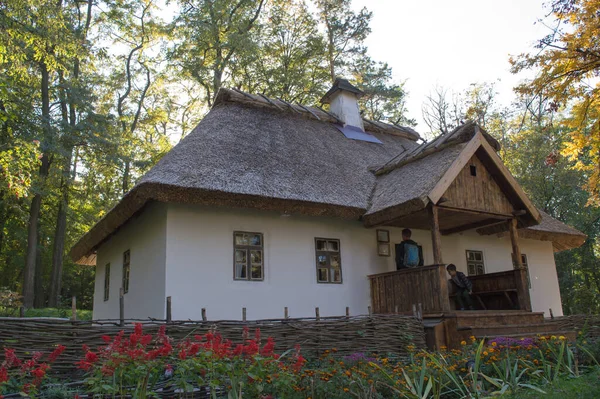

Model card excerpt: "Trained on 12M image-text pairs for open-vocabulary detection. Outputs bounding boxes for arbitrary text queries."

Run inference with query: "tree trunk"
[48,165,69,307]
[34,227,45,308]
[23,61,51,308]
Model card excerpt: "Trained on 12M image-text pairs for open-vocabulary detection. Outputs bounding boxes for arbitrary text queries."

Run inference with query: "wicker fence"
[544,314,600,341]
[0,314,425,377]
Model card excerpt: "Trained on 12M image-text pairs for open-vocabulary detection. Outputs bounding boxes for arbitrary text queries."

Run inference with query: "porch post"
[429,204,443,265]
[508,218,532,311]
[430,204,451,312]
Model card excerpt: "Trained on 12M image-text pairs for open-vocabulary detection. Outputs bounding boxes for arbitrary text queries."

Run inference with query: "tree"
[170,0,266,107]
[234,0,329,104]
[315,0,371,82]
[510,0,600,204]
[351,57,415,126]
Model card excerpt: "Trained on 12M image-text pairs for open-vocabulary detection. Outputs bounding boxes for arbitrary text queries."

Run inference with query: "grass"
[510,367,600,398]
[0,307,93,320]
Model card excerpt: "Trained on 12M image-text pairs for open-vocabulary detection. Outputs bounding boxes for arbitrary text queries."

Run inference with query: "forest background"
[0,0,598,313]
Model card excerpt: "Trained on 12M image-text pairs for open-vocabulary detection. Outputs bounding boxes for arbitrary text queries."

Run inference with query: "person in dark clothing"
[446,264,475,310]
[395,229,424,270]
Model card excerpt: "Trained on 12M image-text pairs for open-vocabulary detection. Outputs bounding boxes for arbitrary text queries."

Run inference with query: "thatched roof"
[70,88,586,265]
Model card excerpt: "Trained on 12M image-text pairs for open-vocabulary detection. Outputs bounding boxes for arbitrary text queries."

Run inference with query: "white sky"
[351,0,550,129]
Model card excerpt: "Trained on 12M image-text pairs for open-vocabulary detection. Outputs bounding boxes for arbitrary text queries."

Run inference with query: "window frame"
[122,250,130,294]
[315,238,343,284]
[465,250,485,276]
[233,231,264,281]
[104,263,111,302]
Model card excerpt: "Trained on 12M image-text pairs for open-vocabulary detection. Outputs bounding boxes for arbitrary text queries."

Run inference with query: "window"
[470,165,477,176]
[104,263,110,301]
[315,238,342,283]
[234,232,264,281]
[122,250,130,294]
[466,250,485,276]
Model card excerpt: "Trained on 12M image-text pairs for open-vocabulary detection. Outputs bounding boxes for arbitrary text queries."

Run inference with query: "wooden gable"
[441,154,514,216]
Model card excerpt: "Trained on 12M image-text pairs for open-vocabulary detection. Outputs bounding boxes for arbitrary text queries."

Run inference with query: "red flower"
[102,335,112,343]
[293,354,305,372]
[141,334,152,346]
[85,351,98,363]
[31,365,48,386]
[4,348,21,367]
[0,367,8,383]
[49,345,66,363]
[134,323,143,336]
[260,337,275,357]
[165,364,173,372]
[101,365,115,376]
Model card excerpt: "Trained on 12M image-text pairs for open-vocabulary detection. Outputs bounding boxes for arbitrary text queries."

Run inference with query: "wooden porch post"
[429,204,451,312]
[429,204,443,265]
[508,218,532,311]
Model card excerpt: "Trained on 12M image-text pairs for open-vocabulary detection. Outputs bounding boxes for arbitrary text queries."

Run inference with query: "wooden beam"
[437,205,513,219]
[508,218,532,311]
[508,218,523,269]
[441,218,505,235]
[429,204,443,264]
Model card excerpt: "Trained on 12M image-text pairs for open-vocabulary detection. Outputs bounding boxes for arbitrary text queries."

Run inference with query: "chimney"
[321,78,365,131]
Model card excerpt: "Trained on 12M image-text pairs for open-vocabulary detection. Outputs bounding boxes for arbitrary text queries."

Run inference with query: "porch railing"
[368,265,531,314]
[369,265,451,314]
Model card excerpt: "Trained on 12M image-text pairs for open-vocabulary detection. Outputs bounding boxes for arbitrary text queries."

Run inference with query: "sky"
[351,0,551,130]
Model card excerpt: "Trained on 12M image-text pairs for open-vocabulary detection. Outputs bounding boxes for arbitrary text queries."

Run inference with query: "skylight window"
[334,124,382,144]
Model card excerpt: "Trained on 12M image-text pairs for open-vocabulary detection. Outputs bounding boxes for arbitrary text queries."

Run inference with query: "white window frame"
[465,250,485,276]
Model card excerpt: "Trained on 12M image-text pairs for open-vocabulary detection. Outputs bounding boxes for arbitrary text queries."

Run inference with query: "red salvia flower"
[0,367,8,383]
[101,335,112,343]
[85,351,98,363]
[4,348,21,367]
[49,345,66,363]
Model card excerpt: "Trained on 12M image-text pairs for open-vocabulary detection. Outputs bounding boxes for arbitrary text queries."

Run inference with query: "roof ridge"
[214,87,421,141]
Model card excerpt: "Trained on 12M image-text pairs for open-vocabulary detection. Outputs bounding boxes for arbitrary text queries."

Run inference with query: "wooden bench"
[448,270,522,310]
[450,288,517,310]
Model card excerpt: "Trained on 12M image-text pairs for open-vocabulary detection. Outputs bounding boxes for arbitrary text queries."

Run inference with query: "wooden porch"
[368,266,575,349]
[369,265,532,314]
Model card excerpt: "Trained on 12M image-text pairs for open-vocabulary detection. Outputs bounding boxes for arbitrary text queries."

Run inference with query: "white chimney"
[321,78,365,132]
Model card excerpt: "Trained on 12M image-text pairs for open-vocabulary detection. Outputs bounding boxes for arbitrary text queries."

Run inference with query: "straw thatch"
[70,88,585,264]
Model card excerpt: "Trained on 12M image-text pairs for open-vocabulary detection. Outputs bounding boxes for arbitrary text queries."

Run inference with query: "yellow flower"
[460,340,467,346]
[551,335,557,340]
[491,342,497,347]
[483,351,489,356]
[343,388,349,393]
[559,336,566,340]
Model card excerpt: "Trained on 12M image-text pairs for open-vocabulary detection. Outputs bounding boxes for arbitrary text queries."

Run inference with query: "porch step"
[472,330,578,342]
[469,322,574,337]
[455,311,545,329]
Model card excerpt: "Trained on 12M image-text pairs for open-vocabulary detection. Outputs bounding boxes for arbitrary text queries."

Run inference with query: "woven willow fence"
[544,314,600,341]
[0,314,425,376]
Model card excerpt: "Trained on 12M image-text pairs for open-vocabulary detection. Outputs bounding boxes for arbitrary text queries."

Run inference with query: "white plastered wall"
[163,205,563,320]
[93,202,167,320]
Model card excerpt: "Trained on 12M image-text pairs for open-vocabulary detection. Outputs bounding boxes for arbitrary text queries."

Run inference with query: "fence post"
[315,307,320,321]
[201,308,207,321]
[119,288,125,327]
[19,306,24,318]
[284,307,288,319]
[394,305,399,315]
[71,296,77,321]
[345,306,350,318]
[549,308,554,320]
[417,303,423,321]
[166,296,172,323]
[242,307,246,321]
[368,306,372,316]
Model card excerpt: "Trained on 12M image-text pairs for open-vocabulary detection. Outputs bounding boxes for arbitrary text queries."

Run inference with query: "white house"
[71,80,586,322]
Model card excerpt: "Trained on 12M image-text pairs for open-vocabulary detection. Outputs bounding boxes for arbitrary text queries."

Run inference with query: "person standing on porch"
[395,229,424,270]
[446,264,475,310]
